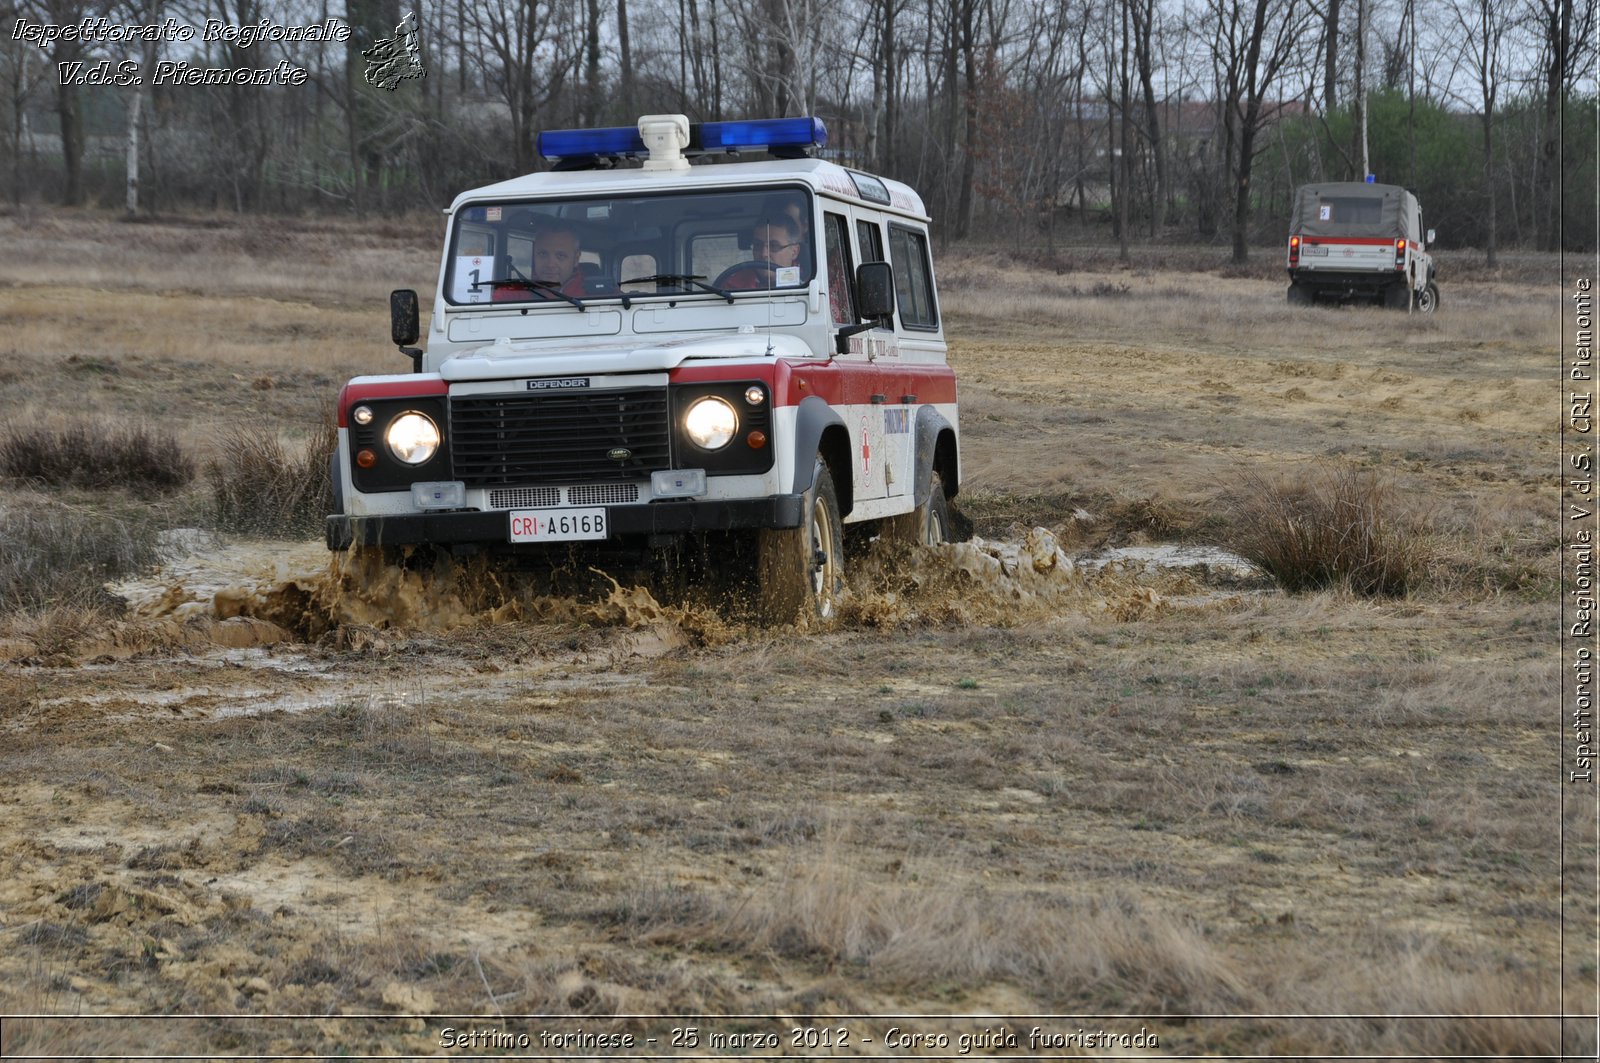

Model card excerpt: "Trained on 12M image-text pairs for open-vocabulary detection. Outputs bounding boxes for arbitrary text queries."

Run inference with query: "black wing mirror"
[856,261,894,319]
[390,289,423,372]
[835,262,895,355]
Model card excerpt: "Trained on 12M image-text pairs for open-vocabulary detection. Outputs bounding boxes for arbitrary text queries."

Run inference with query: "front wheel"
[757,457,845,624]
[1415,281,1440,314]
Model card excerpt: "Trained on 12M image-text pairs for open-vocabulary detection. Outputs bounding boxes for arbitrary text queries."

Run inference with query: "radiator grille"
[568,483,642,505]
[451,388,670,487]
[487,487,562,510]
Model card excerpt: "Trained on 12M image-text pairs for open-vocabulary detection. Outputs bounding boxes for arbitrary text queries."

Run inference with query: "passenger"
[493,221,588,301]
[721,215,803,290]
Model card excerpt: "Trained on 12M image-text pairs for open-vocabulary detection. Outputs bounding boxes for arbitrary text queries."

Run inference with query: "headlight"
[684,397,737,451]
[385,411,440,465]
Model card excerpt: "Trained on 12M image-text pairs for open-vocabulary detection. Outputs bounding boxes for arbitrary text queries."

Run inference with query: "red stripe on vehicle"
[1301,237,1410,247]
[338,378,448,426]
[670,361,956,407]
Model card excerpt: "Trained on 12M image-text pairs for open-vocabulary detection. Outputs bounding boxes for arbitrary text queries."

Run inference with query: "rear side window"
[823,212,855,326]
[888,225,938,330]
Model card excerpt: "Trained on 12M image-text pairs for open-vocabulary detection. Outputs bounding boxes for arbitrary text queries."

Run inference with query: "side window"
[888,225,938,330]
[856,219,885,264]
[823,212,855,326]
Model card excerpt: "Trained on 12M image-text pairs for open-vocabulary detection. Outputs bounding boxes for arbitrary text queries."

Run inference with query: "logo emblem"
[608,448,632,461]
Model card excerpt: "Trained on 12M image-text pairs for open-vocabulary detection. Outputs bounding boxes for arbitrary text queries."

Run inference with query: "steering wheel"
[712,260,774,288]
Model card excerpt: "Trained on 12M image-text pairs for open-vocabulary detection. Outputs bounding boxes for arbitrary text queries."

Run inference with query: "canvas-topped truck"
[325,114,960,623]
[1286,181,1439,312]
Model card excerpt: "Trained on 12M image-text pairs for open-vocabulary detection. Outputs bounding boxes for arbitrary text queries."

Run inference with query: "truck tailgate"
[1297,238,1396,271]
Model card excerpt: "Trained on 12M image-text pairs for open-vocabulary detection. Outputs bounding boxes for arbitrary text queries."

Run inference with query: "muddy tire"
[1287,283,1313,307]
[1415,281,1439,314]
[758,457,845,624]
[884,471,952,546]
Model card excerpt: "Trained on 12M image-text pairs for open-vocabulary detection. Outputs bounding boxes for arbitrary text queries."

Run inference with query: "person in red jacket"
[493,221,588,302]
[721,215,803,290]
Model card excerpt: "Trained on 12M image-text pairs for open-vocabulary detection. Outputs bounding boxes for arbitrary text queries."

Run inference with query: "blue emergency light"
[537,116,827,163]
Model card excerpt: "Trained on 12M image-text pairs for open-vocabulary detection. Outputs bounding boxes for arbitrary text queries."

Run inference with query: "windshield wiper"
[620,273,734,304]
[473,278,587,310]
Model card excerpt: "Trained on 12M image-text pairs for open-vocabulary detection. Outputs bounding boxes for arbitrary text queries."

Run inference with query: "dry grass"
[0,496,162,610]
[205,421,337,536]
[1216,465,1430,596]
[1,420,194,491]
[0,214,1569,1056]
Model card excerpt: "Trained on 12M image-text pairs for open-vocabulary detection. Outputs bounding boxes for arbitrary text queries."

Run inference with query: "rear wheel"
[1415,281,1440,314]
[1287,283,1313,307]
[758,457,845,624]
[1383,282,1413,311]
[885,471,952,546]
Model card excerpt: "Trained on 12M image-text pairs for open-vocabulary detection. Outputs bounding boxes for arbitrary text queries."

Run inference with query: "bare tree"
[1202,0,1316,261]
[1444,0,1514,266]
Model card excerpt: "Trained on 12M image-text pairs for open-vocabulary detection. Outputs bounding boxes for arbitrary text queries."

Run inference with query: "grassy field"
[0,211,1588,1057]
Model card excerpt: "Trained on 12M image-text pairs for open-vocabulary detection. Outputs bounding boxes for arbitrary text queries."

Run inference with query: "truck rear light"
[1394,238,1407,269]
[1288,236,1300,267]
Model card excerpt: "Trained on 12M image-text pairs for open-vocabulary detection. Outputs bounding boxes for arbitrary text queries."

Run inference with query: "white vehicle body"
[327,115,961,619]
[1286,181,1439,312]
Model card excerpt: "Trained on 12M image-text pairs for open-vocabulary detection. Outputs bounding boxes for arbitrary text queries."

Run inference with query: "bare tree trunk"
[617,0,634,116]
[954,0,977,239]
[1130,0,1165,238]
[1117,0,1131,262]
[1324,0,1339,109]
[124,92,140,216]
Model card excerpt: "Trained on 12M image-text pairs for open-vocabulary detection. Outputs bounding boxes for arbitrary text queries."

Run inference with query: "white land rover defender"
[326,114,961,622]
[1286,181,1439,312]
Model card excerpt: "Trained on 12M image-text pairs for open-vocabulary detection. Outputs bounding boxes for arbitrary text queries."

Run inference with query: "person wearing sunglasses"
[721,215,804,290]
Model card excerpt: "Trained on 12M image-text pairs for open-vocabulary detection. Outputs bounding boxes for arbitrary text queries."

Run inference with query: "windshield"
[444,186,815,306]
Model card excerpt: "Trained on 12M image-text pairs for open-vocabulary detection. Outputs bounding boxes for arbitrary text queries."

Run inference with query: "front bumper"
[326,495,805,550]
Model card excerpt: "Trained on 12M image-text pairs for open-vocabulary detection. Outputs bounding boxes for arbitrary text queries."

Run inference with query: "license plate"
[1301,245,1328,256]
[508,508,607,543]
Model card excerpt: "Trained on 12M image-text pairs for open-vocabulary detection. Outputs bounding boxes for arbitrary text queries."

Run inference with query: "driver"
[494,221,588,301]
[721,215,802,290]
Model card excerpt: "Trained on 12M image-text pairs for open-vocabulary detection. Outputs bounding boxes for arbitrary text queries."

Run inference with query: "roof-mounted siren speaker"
[639,114,691,171]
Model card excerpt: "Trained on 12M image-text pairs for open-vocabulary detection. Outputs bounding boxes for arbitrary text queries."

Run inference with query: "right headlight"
[384,411,441,465]
[684,396,737,451]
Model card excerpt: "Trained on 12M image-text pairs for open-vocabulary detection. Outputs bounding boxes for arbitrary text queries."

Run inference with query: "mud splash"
[103,528,1264,648]
[108,536,740,645]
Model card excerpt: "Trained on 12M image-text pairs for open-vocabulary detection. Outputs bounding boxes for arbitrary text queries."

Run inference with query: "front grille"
[569,483,642,505]
[488,486,561,510]
[487,484,642,509]
[451,388,671,487]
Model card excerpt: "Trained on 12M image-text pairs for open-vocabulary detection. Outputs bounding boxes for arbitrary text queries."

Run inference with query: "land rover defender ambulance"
[326,114,960,622]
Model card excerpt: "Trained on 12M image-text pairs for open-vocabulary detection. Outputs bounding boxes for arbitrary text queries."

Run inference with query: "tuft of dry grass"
[1,421,194,491]
[1217,466,1430,596]
[619,841,1248,1013]
[205,420,336,537]
[0,498,161,610]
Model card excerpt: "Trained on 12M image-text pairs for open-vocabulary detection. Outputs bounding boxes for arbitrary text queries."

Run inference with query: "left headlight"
[684,396,737,451]
[385,411,441,465]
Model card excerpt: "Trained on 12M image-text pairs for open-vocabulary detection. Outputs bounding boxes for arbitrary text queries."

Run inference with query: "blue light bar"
[700,117,827,152]
[537,125,646,160]
[537,116,827,162]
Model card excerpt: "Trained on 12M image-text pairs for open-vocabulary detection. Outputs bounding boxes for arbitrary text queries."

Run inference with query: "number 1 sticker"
[454,256,489,303]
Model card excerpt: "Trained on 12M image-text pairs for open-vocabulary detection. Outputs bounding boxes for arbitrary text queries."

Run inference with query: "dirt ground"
[0,213,1590,1057]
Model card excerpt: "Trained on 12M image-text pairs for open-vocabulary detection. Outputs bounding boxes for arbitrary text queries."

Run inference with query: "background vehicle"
[1285,181,1439,312]
[326,114,961,623]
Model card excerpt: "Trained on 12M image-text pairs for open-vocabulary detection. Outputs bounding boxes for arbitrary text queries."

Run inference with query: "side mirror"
[390,289,423,372]
[835,262,896,356]
[1426,228,1436,245]
[856,261,894,320]
[390,289,421,347]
